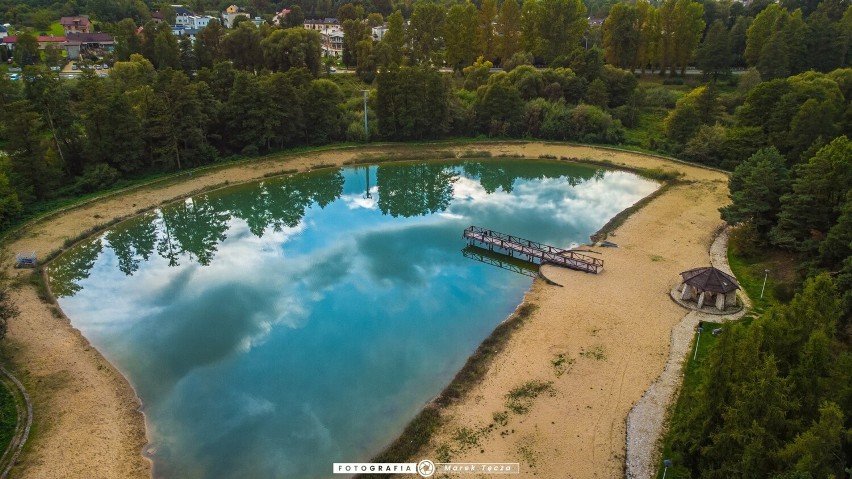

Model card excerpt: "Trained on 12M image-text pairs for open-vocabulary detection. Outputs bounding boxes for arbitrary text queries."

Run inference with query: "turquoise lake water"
[49,160,658,478]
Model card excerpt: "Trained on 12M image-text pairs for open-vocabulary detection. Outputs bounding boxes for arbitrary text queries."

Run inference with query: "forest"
[0,0,850,475]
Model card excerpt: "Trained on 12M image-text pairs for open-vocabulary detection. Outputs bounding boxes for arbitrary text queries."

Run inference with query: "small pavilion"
[678,266,739,311]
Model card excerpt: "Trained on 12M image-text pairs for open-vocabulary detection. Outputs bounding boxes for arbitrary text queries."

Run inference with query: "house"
[60,15,91,34]
[171,25,201,42]
[172,5,196,27]
[372,25,388,41]
[64,32,114,59]
[151,11,165,23]
[321,29,344,57]
[2,36,67,52]
[190,15,216,29]
[0,26,8,40]
[304,18,339,30]
[273,8,290,25]
[221,5,248,28]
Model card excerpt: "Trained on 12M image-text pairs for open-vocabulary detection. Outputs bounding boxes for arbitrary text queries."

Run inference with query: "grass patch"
[452,426,484,450]
[727,247,796,313]
[27,269,53,305]
[550,353,575,377]
[458,150,493,158]
[492,410,509,426]
[579,345,607,361]
[505,380,554,414]
[0,379,17,460]
[655,321,725,478]
[363,407,441,477]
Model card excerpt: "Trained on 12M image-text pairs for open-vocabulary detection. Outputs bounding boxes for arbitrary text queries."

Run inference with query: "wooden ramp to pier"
[463,226,603,274]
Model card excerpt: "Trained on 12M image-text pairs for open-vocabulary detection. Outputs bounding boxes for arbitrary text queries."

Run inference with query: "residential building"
[372,25,388,41]
[221,5,248,28]
[60,15,91,34]
[172,5,196,27]
[273,8,290,26]
[2,35,67,52]
[304,18,339,30]
[64,32,115,59]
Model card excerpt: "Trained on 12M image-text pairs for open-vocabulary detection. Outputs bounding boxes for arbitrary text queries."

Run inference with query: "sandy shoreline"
[0,142,729,478]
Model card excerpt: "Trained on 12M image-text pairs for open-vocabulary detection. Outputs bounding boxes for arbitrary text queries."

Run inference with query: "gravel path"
[625,226,748,479]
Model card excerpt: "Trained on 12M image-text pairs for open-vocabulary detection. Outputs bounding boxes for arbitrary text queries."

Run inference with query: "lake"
[49,159,658,478]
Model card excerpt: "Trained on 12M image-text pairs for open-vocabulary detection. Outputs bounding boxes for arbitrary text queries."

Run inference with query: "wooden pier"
[463,226,603,274]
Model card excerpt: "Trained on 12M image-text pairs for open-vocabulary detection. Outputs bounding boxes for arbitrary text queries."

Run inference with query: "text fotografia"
[333,461,520,476]
[333,463,417,474]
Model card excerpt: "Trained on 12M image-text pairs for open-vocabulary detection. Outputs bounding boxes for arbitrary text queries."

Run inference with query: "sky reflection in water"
[49,160,658,479]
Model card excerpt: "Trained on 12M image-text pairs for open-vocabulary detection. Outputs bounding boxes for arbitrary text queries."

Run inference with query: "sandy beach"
[0,142,729,478]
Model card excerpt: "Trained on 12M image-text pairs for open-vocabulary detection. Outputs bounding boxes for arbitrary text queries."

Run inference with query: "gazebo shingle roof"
[680,266,740,294]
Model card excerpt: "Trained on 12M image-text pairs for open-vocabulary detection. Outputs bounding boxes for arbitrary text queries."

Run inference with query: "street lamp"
[693,324,704,361]
[662,459,673,479]
[760,269,769,299]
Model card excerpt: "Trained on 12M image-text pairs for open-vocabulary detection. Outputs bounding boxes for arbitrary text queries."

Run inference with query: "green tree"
[153,24,181,69]
[444,3,479,71]
[376,67,450,139]
[477,0,497,62]
[261,28,323,74]
[521,0,588,65]
[194,20,225,69]
[475,82,524,136]
[757,31,790,80]
[113,18,141,61]
[221,22,263,70]
[635,0,659,73]
[720,147,791,236]
[13,32,39,66]
[670,0,705,76]
[304,80,344,144]
[772,136,852,252]
[603,2,640,69]
[408,2,445,66]
[376,10,404,69]
[495,0,522,64]
[286,5,305,28]
[342,19,367,68]
[697,19,732,78]
[745,3,787,66]
[779,401,848,477]
[0,100,61,201]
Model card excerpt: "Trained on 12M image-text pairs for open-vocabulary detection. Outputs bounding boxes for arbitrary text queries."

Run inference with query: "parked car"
[95,64,102,70]
[330,67,337,72]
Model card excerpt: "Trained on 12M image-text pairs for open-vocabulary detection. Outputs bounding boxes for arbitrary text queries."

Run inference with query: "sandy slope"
[0,143,728,478]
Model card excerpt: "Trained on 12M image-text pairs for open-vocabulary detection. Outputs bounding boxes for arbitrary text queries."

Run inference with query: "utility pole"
[361,89,369,141]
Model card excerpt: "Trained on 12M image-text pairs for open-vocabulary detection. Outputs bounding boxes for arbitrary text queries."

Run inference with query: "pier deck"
[463,226,603,274]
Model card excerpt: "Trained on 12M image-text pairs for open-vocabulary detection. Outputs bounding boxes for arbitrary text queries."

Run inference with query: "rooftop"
[680,266,740,294]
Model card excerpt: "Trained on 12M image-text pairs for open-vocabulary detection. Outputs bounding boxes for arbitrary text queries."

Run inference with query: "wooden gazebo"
[679,266,739,311]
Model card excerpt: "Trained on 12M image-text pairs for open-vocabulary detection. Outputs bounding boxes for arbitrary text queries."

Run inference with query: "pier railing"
[462,226,603,274]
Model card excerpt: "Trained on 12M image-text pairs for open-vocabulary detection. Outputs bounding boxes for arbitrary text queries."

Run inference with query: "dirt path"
[0,143,728,478]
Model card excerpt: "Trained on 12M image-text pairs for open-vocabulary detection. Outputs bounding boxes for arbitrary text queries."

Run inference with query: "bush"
[75,164,120,193]
[643,86,679,109]
[729,222,764,258]
[570,104,624,143]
